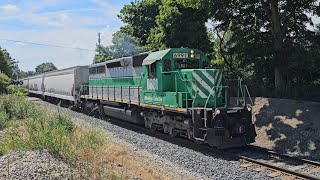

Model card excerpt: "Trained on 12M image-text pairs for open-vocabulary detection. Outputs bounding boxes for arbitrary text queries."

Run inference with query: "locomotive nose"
[191,69,222,98]
[188,69,223,107]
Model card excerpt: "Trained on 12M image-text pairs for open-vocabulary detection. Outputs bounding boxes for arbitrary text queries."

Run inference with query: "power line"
[0,38,96,51]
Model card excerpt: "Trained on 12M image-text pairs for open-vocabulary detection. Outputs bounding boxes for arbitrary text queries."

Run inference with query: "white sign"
[173,53,188,58]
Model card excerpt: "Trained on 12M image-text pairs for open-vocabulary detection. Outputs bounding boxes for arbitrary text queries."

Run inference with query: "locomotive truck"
[19,48,256,148]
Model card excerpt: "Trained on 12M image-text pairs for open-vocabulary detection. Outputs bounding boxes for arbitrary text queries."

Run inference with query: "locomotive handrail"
[204,86,229,109]
[242,85,254,105]
[204,86,216,109]
[172,71,191,109]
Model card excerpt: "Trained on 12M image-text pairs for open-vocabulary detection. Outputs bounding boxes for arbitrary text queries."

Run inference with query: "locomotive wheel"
[169,129,178,137]
[194,139,204,145]
[150,124,157,132]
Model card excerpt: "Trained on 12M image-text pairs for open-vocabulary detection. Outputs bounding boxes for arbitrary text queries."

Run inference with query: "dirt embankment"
[252,97,320,160]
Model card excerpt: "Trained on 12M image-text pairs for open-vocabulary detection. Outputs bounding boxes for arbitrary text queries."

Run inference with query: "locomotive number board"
[173,53,188,58]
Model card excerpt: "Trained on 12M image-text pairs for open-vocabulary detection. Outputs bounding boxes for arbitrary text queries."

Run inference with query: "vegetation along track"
[229,145,320,179]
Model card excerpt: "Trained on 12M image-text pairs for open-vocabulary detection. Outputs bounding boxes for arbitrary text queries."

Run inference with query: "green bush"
[7,85,28,96]
[0,94,103,160]
[0,95,36,123]
[0,71,10,94]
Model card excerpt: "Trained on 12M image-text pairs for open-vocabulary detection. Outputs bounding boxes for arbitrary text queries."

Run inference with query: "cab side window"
[148,63,157,78]
[163,59,171,72]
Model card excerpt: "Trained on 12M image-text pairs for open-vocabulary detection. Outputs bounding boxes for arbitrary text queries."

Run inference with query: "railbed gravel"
[0,150,78,180]
[32,98,272,180]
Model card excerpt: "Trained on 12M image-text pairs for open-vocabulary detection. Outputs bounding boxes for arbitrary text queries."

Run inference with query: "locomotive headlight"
[215,108,221,115]
[190,50,195,58]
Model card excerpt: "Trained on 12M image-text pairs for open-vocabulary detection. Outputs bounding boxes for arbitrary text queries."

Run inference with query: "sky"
[0,1,319,72]
[0,0,132,71]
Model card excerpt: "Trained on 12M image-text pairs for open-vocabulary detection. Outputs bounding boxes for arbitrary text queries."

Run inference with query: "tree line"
[19,62,58,78]
[95,0,320,98]
[0,45,57,93]
[0,46,57,80]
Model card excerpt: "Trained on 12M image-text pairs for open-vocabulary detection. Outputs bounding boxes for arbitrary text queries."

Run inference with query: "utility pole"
[97,32,101,54]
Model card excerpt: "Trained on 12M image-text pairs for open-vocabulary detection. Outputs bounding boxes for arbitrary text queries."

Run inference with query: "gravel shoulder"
[31,98,271,180]
[0,150,78,180]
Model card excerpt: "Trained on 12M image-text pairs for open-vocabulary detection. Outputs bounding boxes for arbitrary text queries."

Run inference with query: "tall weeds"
[0,95,103,161]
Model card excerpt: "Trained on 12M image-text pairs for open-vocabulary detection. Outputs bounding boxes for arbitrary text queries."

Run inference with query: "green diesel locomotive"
[81,48,256,148]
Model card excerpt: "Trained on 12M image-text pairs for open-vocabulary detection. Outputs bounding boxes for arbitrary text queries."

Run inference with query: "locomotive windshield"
[175,59,200,69]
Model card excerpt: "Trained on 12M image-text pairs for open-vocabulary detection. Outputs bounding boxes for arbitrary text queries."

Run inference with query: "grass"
[0,95,107,177]
[0,95,95,158]
[0,95,169,179]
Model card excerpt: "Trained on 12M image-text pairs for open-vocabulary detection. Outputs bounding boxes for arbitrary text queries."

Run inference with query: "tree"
[111,31,145,58]
[118,0,161,45]
[182,0,320,95]
[93,32,145,64]
[0,71,10,94]
[19,70,35,78]
[118,0,211,52]
[153,0,211,52]
[35,62,57,74]
[0,47,14,76]
[93,46,114,63]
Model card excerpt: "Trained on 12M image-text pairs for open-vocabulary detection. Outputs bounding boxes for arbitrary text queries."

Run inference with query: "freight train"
[18,48,256,148]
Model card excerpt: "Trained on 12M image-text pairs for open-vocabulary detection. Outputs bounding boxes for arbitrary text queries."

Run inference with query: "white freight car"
[43,66,89,104]
[28,74,44,95]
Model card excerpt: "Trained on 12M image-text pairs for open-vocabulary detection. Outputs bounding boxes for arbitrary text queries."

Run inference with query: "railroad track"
[233,145,320,180]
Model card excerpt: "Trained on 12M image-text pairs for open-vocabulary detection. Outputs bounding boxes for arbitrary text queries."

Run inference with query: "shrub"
[0,71,10,94]
[0,94,104,161]
[0,95,36,121]
[7,85,28,96]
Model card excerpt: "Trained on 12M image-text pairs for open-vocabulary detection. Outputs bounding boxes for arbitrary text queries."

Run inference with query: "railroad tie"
[281,175,296,180]
[267,171,283,177]
[309,167,320,173]
[287,164,308,171]
[240,162,253,168]
[253,166,267,172]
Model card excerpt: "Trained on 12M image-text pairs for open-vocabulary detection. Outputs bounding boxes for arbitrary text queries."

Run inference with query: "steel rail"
[247,145,320,167]
[230,145,320,180]
[239,155,319,180]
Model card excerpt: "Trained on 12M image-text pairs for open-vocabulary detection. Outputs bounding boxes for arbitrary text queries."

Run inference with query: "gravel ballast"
[31,98,272,180]
[0,150,78,179]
